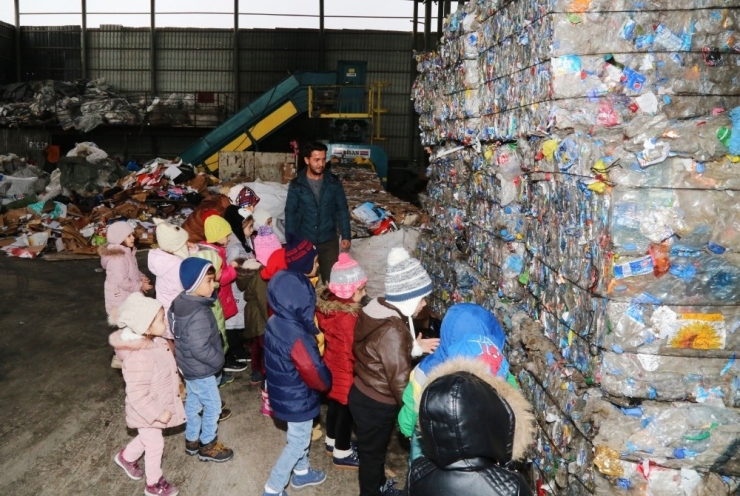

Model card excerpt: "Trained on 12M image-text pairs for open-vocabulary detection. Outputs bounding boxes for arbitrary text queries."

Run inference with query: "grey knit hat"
[385,247,432,316]
[117,292,163,341]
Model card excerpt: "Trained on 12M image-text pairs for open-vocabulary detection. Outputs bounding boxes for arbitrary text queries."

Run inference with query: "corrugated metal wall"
[6,26,418,161]
[20,26,82,81]
[89,26,150,93]
[0,21,15,85]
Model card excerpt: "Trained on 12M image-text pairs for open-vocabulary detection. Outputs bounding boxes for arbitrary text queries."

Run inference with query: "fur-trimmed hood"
[98,244,135,266]
[109,329,158,351]
[419,357,535,465]
[316,284,360,315]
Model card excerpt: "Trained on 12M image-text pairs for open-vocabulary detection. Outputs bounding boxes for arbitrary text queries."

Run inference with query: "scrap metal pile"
[415,1,740,495]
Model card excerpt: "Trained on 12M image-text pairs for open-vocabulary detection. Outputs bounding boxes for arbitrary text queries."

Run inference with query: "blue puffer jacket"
[264,270,332,422]
[168,292,225,380]
[285,167,351,245]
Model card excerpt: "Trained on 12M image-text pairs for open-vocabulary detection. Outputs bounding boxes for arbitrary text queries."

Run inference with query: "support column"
[14,0,21,82]
[81,0,88,79]
[150,0,156,97]
[319,0,325,71]
[423,0,432,51]
[233,0,240,110]
[444,0,451,17]
[436,0,444,41]
[408,0,420,162]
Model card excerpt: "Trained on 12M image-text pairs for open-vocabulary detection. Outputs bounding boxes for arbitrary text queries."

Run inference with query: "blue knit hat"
[284,232,318,275]
[179,257,213,294]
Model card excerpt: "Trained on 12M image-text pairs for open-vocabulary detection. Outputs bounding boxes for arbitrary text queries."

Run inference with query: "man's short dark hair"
[302,141,328,159]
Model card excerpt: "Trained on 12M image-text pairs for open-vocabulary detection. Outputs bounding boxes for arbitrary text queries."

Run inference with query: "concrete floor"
[0,255,410,496]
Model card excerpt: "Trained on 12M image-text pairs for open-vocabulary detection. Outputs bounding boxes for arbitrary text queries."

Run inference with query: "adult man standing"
[285,142,352,282]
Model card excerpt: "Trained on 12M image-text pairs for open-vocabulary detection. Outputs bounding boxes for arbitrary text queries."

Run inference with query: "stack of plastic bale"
[413,0,740,494]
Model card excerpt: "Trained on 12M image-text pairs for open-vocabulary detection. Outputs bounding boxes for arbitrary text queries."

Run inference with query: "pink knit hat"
[106,221,134,245]
[254,226,282,266]
[329,253,368,299]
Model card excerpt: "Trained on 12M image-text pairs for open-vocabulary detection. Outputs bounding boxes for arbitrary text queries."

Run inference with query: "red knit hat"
[284,232,317,275]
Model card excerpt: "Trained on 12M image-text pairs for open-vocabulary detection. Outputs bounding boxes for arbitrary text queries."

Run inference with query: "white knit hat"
[153,218,189,259]
[385,247,432,357]
[252,208,272,229]
[116,292,163,341]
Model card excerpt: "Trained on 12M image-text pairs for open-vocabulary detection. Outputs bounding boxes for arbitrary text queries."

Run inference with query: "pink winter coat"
[99,244,145,317]
[147,248,184,339]
[109,330,187,430]
[198,242,238,320]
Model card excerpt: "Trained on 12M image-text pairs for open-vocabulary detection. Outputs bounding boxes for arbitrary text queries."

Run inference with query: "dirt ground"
[0,255,409,496]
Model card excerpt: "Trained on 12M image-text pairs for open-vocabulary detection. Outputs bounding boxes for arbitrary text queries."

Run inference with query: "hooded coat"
[147,248,184,338]
[407,358,535,496]
[168,292,225,380]
[399,303,516,448]
[316,285,360,405]
[99,244,145,316]
[264,270,332,423]
[109,330,187,430]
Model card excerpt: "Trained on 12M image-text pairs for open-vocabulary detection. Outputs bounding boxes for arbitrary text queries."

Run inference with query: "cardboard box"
[281,162,297,184]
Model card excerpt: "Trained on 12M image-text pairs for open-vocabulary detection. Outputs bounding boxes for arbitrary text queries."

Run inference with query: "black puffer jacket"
[407,358,536,496]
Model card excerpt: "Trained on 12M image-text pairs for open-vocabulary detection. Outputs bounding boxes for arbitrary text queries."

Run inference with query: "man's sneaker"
[325,440,357,457]
[113,449,143,480]
[144,476,179,496]
[333,449,360,470]
[232,347,250,363]
[218,408,232,422]
[185,439,199,456]
[379,478,402,496]
[249,371,263,385]
[223,358,248,373]
[218,373,234,388]
[290,468,327,490]
[198,439,234,462]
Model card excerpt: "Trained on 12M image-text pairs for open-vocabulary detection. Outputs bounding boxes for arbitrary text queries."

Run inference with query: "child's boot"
[144,476,179,496]
[198,438,234,462]
[113,449,143,480]
[185,439,199,456]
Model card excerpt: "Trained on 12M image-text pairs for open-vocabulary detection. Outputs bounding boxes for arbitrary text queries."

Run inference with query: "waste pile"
[414,1,740,494]
[0,79,224,131]
[333,164,422,238]
[0,142,210,259]
[1,143,421,260]
[0,79,141,132]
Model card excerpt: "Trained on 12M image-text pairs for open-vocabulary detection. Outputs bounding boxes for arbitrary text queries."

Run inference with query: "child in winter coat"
[316,253,368,470]
[101,221,152,368]
[398,303,519,463]
[222,205,255,369]
[100,221,152,321]
[256,225,286,282]
[251,225,284,389]
[109,292,186,496]
[198,211,239,321]
[190,249,238,396]
[407,359,535,496]
[349,247,433,496]
[169,258,234,463]
[262,270,332,496]
[147,219,191,340]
